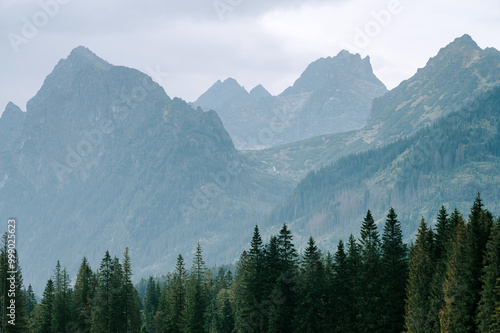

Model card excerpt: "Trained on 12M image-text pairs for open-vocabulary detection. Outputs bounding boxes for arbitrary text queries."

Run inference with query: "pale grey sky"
[1,0,500,115]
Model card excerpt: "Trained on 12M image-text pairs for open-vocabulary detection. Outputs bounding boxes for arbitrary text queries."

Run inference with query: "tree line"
[1,193,499,332]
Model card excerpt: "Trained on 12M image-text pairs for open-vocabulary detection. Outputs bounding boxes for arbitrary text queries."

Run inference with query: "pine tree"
[322,251,336,332]
[294,236,324,333]
[73,257,94,333]
[440,216,473,332]
[122,247,141,332]
[466,193,494,331]
[38,279,56,333]
[268,224,299,333]
[380,208,408,333]
[25,284,37,316]
[154,254,187,333]
[109,256,126,332]
[427,206,452,332]
[184,243,209,333]
[142,276,160,333]
[405,217,435,333]
[91,251,113,333]
[52,262,73,332]
[214,289,234,333]
[477,221,500,332]
[359,210,383,332]
[344,234,362,332]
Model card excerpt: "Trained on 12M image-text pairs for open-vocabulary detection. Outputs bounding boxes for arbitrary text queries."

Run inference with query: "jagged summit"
[426,34,487,69]
[3,101,23,116]
[449,34,481,49]
[66,45,112,69]
[0,102,25,151]
[281,49,385,96]
[250,84,271,99]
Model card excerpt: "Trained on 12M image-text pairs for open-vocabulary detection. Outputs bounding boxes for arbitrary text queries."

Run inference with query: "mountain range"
[0,47,290,292]
[1,34,499,293]
[250,34,500,182]
[193,50,387,149]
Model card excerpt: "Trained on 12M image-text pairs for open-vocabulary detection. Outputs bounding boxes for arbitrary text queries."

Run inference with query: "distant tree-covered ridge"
[1,194,499,332]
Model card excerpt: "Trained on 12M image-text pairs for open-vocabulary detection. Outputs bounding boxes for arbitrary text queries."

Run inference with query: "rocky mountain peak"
[249,84,271,99]
[281,50,385,96]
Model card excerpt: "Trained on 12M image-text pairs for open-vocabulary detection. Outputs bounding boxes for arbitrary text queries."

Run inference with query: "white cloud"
[1,0,499,115]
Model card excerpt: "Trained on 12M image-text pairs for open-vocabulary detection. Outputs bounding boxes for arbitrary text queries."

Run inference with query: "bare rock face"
[193,50,387,149]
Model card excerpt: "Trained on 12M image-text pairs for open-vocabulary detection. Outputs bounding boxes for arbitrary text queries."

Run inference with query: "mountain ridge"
[193,49,387,149]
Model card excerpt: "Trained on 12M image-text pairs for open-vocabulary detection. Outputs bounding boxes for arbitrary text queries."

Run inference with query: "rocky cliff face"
[193,50,387,149]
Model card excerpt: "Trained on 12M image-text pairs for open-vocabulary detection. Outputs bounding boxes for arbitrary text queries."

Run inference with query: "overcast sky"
[1,0,500,115]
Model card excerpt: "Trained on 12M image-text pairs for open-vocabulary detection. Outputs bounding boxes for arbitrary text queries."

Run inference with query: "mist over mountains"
[1,34,500,293]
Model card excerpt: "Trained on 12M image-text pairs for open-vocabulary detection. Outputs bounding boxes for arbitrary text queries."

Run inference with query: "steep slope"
[250,35,500,182]
[0,102,25,152]
[193,50,387,149]
[267,86,500,247]
[0,47,290,292]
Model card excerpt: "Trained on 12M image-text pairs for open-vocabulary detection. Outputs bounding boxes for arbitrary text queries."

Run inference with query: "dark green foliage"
[294,236,325,333]
[52,261,73,332]
[154,254,187,333]
[14,196,500,333]
[142,277,160,333]
[123,247,141,333]
[268,224,299,333]
[25,284,37,317]
[477,222,500,332]
[359,210,383,332]
[184,243,209,333]
[427,206,452,332]
[380,208,408,332]
[73,257,94,333]
[38,279,56,333]
[405,218,435,333]
[440,217,473,332]
[268,86,500,246]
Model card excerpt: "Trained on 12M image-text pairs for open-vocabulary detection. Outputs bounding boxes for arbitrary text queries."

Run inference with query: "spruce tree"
[427,206,452,332]
[466,193,493,331]
[155,254,187,333]
[233,251,262,332]
[38,279,56,333]
[73,257,94,333]
[344,234,362,332]
[122,247,141,332]
[214,289,234,333]
[323,250,337,332]
[268,224,299,333]
[91,251,113,333]
[440,216,473,332]
[359,210,383,332]
[25,284,37,317]
[477,221,500,332]
[108,256,126,332]
[52,262,73,332]
[405,217,435,333]
[294,236,325,333]
[184,243,209,333]
[380,208,408,333]
[142,276,160,333]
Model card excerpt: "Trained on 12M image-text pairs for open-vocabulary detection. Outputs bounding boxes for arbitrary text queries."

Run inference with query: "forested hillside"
[267,86,500,243]
[250,35,500,182]
[2,195,498,332]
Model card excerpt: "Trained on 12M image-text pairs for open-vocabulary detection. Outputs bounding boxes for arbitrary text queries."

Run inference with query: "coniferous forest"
[1,194,500,332]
